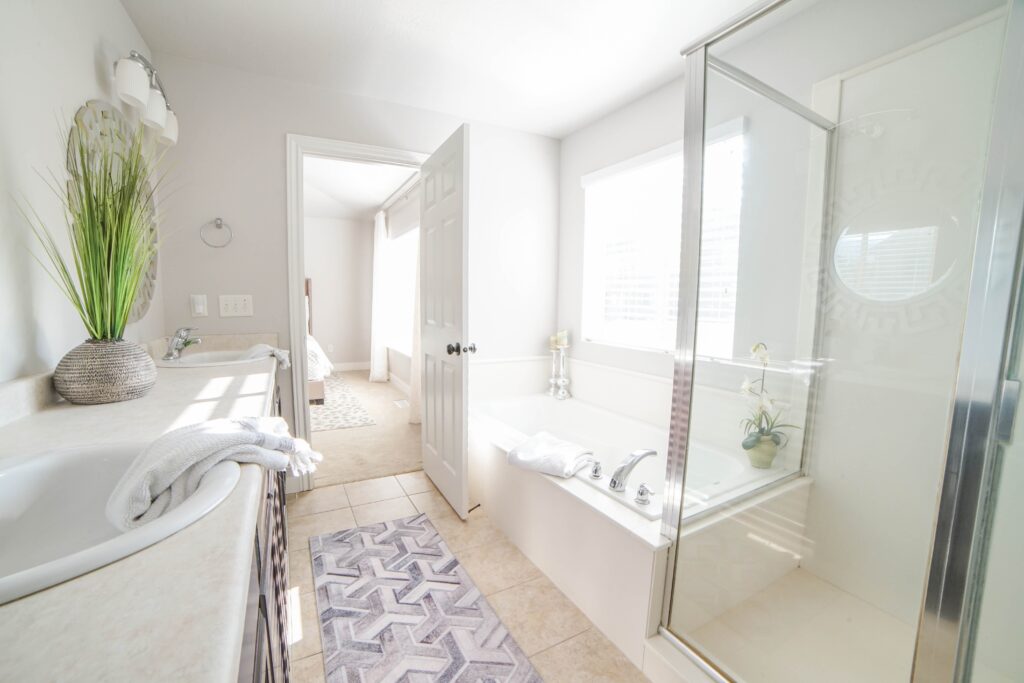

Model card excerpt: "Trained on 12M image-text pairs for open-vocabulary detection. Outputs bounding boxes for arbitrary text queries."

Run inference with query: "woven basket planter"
[53,339,157,405]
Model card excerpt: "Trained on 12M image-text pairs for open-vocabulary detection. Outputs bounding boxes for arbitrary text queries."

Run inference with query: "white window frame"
[579,118,746,357]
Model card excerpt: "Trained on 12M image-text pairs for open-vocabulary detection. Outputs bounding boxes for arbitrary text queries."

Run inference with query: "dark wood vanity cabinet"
[239,470,290,682]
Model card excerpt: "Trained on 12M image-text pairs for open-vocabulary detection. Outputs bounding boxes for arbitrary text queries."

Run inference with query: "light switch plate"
[219,294,253,317]
[190,294,208,317]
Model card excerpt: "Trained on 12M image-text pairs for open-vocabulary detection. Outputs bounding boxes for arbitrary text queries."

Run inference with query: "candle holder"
[549,346,571,400]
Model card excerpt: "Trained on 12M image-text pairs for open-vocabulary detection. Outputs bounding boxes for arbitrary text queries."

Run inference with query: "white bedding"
[307,335,334,381]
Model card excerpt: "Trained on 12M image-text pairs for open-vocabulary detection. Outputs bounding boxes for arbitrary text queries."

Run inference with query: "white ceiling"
[303,156,416,221]
[119,0,755,138]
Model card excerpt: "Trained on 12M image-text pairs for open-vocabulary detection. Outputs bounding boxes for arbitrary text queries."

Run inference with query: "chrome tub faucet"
[609,449,657,492]
[163,327,201,360]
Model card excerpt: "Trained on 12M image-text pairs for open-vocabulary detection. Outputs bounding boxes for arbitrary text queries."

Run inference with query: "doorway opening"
[285,136,427,490]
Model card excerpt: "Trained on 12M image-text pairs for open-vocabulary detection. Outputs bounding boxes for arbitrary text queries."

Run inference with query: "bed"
[306,278,333,405]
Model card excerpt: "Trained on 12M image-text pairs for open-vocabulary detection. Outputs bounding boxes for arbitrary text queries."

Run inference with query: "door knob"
[446,342,462,356]
[463,343,477,354]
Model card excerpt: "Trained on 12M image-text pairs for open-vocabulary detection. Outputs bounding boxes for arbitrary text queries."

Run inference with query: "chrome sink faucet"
[163,327,201,360]
[609,449,657,492]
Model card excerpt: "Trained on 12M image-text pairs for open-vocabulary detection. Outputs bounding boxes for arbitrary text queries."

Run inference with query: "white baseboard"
[389,372,411,397]
[333,361,370,372]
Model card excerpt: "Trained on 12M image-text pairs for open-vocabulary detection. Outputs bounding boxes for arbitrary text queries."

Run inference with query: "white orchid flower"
[751,342,770,365]
[740,378,756,396]
[758,389,775,412]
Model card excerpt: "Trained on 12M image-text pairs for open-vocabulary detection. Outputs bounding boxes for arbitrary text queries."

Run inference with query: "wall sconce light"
[114,50,177,145]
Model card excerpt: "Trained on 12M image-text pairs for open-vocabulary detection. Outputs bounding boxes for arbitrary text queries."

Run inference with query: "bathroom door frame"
[657,0,1024,681]
[284,134,427,491]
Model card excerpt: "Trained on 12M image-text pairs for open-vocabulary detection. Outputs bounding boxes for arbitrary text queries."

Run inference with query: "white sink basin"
[0,444,239,604]
[157,350,263,368]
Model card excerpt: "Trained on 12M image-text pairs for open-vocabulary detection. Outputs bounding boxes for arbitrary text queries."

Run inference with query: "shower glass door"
[662,1,1013,681]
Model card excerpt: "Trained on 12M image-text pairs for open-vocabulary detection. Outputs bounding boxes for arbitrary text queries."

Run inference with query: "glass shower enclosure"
[659,0,1024,680]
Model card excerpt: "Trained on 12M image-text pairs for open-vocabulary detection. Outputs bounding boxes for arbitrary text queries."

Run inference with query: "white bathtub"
[472,394,782,524]
[469,391,810,671]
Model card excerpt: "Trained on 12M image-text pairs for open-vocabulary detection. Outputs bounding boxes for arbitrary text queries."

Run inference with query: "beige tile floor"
[310,372,422,486]
[286,471,647,682]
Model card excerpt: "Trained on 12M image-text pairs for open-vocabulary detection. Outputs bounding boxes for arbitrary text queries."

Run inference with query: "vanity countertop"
[0,358,278,681]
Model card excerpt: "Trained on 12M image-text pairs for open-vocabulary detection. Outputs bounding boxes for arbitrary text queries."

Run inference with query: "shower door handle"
[446,342,462,356]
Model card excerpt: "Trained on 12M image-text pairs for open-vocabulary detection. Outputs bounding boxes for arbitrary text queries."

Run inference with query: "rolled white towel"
[508,431,594,478]
[106,417,321,530]
[242,344,291,369]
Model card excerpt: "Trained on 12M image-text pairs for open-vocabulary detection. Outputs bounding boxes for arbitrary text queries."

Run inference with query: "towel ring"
[200,217,233,248]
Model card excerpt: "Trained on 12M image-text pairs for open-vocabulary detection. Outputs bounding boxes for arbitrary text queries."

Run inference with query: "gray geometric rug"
[310,514,542,682]
[311,373,375,432]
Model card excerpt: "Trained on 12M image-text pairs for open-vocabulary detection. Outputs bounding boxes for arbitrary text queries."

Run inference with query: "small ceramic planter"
[745,435,779,469]
[53,339,157,405]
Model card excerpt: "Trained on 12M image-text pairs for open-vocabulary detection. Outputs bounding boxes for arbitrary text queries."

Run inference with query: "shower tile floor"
[286,471,647,682]
[688,568,916,682]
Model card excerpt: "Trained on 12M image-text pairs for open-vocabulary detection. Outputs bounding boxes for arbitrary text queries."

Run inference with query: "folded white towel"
[508,431,594,478]
[106,417,322,530]
[242,344,291,369]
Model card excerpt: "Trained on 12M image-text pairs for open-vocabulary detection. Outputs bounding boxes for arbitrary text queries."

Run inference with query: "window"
[833,225,940,301]
[380,228,419,356]
[581,125,745,357]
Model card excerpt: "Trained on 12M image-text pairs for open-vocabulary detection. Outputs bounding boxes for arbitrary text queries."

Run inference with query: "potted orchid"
[739,342,798,468]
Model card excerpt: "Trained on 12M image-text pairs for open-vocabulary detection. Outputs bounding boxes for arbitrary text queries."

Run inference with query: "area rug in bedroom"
[310,373,375,431]
[310,514,542,682]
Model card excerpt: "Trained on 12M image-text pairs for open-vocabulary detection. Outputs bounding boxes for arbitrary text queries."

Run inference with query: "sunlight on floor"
[287,586,303,646]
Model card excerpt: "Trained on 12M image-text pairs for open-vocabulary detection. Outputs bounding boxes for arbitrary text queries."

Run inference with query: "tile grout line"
[527,626,595,660]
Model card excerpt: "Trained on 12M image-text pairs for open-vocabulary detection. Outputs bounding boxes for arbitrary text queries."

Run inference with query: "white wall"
[152,52,468,425]
[0,0,164,384]
[467,124,560,361]
[557,78,685,379]
[303,216,371,365]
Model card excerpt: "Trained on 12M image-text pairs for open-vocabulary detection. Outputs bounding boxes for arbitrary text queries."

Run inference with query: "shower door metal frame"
[913,1,1024,680]
[659,13,837,680]
[658,0,1024,681]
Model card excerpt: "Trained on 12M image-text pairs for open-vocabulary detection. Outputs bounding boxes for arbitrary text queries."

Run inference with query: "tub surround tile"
[488,576,591,656]
[530,628,648,682]
[343,475,406,506]
[288,508,357,549]
[288,484,350,517]
[396,470,436,495]
[351,497,418,526]
[456,538,543,595]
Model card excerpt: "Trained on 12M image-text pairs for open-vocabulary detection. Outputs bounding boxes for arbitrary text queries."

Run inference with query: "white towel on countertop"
[106,417,321,531]
[242,344,291,369]
[508,431,594,478]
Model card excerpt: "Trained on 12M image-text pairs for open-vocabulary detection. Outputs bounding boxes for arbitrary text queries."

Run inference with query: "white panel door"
[420,125,470,519]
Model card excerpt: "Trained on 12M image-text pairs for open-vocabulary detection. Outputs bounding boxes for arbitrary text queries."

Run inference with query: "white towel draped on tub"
[106,417,322,530]
[508,431,594,478]
[242,344,291,369]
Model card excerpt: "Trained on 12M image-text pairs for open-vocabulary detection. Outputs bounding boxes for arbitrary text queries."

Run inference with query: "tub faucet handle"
[635,483,653,505]
[589,461,602,479]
